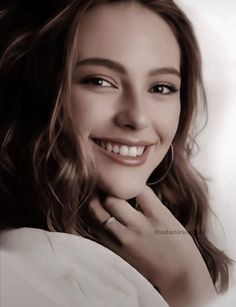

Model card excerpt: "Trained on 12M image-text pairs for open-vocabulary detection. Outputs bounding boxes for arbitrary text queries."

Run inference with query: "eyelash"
[81,76,178,95]
[149,83,178,95]
[81,76,116,88]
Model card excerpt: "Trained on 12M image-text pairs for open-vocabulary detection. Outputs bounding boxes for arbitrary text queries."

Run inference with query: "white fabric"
[0,227,169,307]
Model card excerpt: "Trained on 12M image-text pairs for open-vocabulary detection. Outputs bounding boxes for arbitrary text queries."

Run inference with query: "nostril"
[123,123,136,130]
[114,110,149,131]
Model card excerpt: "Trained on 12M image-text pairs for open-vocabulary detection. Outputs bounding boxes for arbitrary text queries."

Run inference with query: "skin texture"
[89,186,217,307]
[71,3,217,306]
[71,2,181,200]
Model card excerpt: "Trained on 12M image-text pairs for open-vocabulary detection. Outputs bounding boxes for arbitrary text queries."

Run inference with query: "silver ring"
[102,216,115,228]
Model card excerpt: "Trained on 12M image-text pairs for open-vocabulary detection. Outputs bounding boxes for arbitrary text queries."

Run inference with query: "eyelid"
[149,81,179,95]
[79,75,179,94]
[81,75,118,88]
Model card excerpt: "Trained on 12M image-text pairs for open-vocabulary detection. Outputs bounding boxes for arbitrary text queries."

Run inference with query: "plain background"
[178,0,236,299]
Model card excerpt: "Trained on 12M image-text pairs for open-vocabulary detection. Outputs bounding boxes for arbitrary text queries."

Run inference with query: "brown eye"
[82,77,113,87]
[149,83,177,95]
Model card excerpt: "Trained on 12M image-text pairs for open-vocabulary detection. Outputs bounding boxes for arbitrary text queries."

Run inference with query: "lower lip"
[91,140,151,167]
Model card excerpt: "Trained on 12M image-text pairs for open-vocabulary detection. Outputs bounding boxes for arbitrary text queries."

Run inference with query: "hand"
[89,185,217,307]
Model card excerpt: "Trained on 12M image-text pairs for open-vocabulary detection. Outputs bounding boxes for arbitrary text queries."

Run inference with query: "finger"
[89,195,111,226]
[103,196,145,229]
[135,185,167,218]
[89,196,133,242]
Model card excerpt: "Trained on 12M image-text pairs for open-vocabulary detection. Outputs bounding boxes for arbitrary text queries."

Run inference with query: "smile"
[91,137,153,167]
[93,139,146,157]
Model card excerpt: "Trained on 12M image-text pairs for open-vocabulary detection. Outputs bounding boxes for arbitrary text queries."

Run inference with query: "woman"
[0,0,233,306]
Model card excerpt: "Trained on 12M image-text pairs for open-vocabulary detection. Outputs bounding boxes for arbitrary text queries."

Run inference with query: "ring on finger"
[102,216,116,228]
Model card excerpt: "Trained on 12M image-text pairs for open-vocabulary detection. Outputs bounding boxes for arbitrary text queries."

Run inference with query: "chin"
[97,180,145,200]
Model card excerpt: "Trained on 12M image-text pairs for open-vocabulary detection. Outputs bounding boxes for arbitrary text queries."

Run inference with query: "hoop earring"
[147,144,174,186]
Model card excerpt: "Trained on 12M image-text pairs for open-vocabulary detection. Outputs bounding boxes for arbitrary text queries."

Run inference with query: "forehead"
[76,2,180,72]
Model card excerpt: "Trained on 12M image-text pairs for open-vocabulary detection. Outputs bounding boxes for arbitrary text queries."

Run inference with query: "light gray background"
[178,0,236,303]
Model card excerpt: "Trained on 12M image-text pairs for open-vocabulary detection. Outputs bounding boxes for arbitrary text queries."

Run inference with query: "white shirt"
[0,227,169,307]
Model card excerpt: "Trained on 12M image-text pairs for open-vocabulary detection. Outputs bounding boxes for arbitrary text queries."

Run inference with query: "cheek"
[151,100,181,142]
[170,102,181,135]
[70,87,110,135]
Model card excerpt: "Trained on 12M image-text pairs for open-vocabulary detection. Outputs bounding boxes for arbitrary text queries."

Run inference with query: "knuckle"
[146,218,157,230]
[121,234,137,247]
[148,210,160,223]
[104,197,119,210]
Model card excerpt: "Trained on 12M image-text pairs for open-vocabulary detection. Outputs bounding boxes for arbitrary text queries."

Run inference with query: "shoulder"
[0,227,169,307]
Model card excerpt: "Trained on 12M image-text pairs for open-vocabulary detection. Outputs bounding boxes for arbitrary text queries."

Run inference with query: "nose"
[114,90,149,131]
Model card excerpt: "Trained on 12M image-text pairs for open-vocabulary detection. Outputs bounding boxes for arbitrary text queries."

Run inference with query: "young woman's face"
[71,2,181,199]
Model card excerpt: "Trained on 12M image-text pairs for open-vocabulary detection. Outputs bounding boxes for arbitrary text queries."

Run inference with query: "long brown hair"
[0,0,233,293]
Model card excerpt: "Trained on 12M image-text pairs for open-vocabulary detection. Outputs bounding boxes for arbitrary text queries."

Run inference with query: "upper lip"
[92,137,154,146]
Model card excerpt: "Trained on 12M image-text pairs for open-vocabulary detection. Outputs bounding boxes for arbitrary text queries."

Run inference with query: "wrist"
[155,267,217,307]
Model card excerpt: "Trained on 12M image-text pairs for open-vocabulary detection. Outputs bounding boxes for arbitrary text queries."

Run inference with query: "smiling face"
[71,2,181,199]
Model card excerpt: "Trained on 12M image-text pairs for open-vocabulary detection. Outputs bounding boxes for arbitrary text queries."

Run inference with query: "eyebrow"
[76,57,181,78]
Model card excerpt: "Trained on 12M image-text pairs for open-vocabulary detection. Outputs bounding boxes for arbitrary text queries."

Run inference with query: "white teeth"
[129,146,137,157]
[95,139,146,157]
[119,145,129,156]
[137,146,145,156]
[113,144,119,154]
[106,143,113,152]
